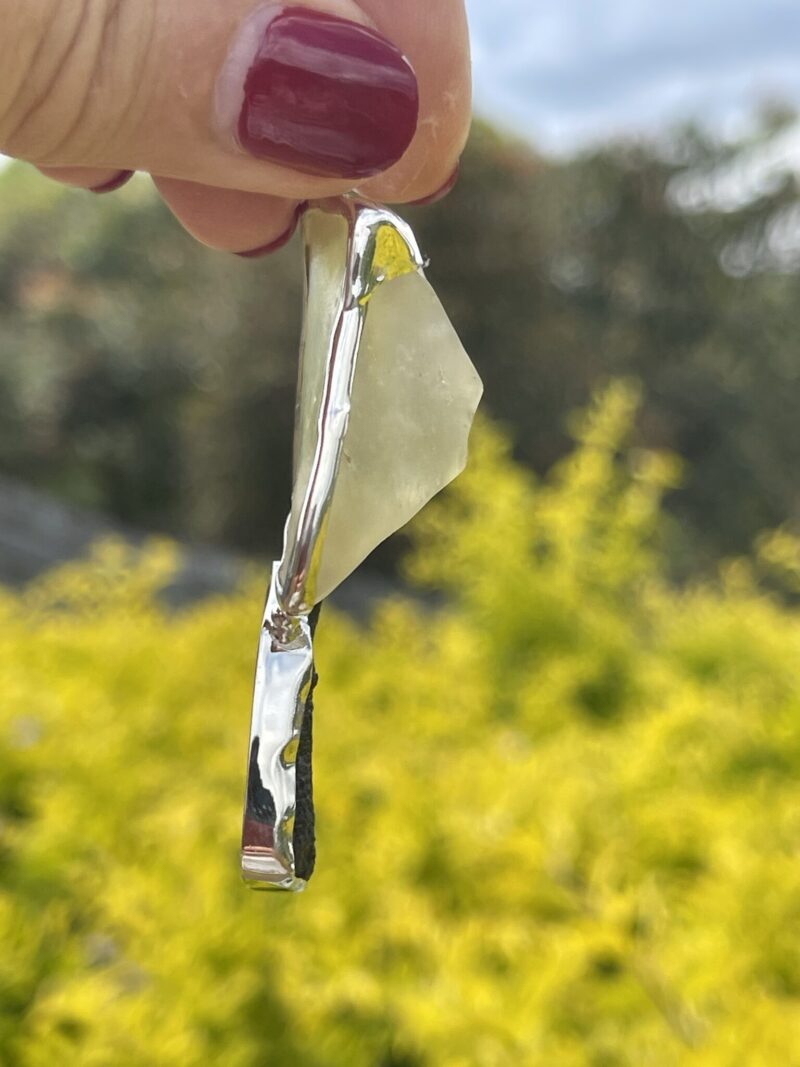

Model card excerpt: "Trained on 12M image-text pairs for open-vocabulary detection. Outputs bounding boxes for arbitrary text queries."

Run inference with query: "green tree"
[2,113,800,573]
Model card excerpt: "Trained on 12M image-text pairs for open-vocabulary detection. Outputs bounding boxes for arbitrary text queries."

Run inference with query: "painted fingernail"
[90,170,134,195]
[408,163,461,206]
[236,7,419,179]
[235,201,307,258]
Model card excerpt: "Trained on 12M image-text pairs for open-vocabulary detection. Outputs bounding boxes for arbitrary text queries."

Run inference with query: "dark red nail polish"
[235,201,307,258]
[408,163,461,206]
[90,170,134,194]
[238,8,419,179]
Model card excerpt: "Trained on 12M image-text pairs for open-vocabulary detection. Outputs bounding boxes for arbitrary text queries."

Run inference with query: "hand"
[0,1,470,255]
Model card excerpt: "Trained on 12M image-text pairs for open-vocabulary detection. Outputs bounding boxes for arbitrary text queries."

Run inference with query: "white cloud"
[466,0,800,151]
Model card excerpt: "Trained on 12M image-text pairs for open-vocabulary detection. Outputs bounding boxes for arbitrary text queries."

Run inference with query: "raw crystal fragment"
[314,268,482,600]
[283,210,349,569]
[285,209,482,602]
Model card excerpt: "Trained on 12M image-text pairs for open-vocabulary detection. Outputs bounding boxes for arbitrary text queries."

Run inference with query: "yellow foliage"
[2,384,800,1065]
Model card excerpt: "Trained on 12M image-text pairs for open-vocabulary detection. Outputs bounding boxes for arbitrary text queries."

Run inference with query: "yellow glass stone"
[314,269,482,601]
[288,207,482,604]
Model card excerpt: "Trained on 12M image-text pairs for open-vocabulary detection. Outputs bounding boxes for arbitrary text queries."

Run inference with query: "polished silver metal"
[241,564,314,891]
[241,196,425,891]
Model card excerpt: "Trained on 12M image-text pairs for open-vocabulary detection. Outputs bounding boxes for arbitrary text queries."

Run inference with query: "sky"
[466,0,800,153]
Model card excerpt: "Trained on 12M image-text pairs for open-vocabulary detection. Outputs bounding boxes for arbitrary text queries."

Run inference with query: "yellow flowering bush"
[2,383,800,1066]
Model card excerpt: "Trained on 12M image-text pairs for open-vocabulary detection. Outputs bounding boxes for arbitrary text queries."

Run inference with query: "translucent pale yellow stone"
[284,211,348,567]
[290,209,483,604]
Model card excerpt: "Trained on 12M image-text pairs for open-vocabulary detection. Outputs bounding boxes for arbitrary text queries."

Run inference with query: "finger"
[1,0,425,200]
[35,165,135,194]
[354,0,471,204]
[153,176,304,256]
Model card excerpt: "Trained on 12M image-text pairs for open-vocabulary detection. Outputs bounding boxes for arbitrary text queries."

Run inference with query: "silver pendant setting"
[241,197,482,890]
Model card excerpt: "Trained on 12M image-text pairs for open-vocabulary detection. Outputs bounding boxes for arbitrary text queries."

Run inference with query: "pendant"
[240,196,483,890]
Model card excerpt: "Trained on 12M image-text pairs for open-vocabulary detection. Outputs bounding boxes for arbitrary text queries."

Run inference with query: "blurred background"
[3,2,800,1064]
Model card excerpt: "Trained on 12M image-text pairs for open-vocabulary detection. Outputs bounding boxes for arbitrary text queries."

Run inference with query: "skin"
[0,0,471,254]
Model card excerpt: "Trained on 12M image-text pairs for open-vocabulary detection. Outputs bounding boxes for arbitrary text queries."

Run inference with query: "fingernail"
[90,170,134,194]
[408,163,461,206]
[236,7,419,179]
[235,201,307,258]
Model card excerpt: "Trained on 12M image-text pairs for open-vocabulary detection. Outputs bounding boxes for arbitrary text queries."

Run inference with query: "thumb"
[0,0,425,200]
